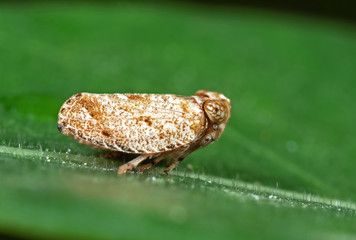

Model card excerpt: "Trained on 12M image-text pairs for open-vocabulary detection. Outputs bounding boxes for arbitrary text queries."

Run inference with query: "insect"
[57,90,231,174]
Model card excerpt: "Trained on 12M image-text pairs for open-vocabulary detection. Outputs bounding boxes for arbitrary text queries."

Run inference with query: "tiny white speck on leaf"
[269,195,277,199]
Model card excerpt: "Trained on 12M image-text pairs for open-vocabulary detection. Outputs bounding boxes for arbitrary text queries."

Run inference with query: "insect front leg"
[165,156,177,168]
[164,156,185,175]
[164,145,196,174]
[118,154,152,174]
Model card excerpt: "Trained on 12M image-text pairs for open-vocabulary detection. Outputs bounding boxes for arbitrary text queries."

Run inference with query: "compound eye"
[204,100,229,123]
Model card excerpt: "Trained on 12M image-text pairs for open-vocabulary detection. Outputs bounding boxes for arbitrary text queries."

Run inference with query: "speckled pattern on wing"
[58,93,206,154]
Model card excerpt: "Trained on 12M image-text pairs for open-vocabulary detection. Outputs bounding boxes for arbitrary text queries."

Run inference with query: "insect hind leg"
[118,154,152,174]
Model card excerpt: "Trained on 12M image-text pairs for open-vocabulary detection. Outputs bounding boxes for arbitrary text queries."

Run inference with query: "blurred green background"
[0,1,355,240]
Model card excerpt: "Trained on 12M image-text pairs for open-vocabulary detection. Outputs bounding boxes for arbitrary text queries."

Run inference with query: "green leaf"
[1,2,356,240]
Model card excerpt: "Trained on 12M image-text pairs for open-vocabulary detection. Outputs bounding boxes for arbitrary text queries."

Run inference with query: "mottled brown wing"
[58,93,206,154]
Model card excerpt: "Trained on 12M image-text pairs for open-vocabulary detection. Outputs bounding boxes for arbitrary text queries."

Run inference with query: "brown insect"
[57,90,231,174]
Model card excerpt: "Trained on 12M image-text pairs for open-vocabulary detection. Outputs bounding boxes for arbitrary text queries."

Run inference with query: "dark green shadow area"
[0,2,356,239]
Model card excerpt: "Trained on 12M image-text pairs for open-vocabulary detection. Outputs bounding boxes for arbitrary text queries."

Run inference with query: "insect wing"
[58,93,206,154]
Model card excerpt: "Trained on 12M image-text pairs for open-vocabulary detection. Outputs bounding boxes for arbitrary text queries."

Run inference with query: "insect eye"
[213,124,218,130]
[204,100,229,124]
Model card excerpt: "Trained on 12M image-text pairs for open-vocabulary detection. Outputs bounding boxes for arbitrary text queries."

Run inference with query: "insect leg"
[118,154,151,174]
[166,146,190,167]
[163,145,193,174]
[138,152,170,173]
[166,157,176,168]
[164,156,185,175]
